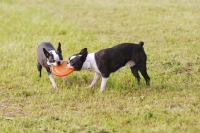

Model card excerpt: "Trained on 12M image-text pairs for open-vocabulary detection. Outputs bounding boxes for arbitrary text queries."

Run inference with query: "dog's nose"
[57,61,61,65]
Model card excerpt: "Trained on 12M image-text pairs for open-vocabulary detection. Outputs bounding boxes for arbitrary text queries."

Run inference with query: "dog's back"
[37,42,55,67]
[95,42,146,73]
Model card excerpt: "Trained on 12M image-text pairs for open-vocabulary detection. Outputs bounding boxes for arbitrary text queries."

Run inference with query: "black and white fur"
[67,41,150,92]
[37,42,66,88]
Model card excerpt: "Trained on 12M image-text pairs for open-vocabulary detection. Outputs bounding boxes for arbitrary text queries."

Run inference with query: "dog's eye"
[49,55,55,62]
[70,60,75,66]
[49,59,55,63]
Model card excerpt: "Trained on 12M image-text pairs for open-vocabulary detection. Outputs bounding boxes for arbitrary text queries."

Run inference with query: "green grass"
[0,0,200,132]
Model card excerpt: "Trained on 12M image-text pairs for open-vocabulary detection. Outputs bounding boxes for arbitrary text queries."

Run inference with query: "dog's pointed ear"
[43,48,50,58]
[139,41,144,47]
[79,48,88,61]
[79,48,88,56]
[57,42,62,53]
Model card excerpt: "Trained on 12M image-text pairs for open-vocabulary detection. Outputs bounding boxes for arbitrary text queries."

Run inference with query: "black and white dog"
[37,42,66,88]
[67,41,150,92]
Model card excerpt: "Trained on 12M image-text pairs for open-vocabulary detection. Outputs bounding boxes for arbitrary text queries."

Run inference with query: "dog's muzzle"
[56,61,61,65]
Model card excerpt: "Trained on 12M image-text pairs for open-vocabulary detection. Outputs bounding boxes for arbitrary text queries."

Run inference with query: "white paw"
[100,88,105,92]
[53,86,58,89]
[88,85,94,88]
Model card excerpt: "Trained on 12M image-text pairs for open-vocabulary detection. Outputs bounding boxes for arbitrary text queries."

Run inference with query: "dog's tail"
[139,41,144,47]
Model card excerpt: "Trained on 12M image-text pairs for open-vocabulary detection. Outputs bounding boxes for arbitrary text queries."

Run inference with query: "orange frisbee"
[52,61,74,77]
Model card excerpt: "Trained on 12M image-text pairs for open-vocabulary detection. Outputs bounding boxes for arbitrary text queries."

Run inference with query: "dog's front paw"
[52,86,58,89]
[100,88,106,92]
[87,85,94,88]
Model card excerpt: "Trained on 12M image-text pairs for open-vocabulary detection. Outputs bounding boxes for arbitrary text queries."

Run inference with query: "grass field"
[0,0,200,132]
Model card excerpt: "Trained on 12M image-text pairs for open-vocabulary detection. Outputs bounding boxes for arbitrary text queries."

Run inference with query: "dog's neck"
[81,53,100,73]
[47,59,51,66]
[82,55,91,71]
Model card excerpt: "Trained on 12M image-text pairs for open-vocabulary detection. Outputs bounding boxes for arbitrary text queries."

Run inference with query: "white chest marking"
[49,50,59,60]
[82,53,100,73]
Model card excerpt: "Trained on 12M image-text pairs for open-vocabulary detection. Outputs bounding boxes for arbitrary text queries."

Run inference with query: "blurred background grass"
[0,0,200,132]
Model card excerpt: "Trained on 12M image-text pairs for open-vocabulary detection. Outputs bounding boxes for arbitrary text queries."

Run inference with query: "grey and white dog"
[37,42,66,88]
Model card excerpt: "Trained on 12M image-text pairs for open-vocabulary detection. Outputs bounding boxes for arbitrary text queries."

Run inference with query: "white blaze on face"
[48,50,62,66]
[69,55,77,61]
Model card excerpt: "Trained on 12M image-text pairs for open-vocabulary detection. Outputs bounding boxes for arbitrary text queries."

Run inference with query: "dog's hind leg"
[62,76,70,85]
[130,65,140,85]
[88,72,101,88]
[138,66,150,86]
[62,76,67,82]
[37,62,42,77]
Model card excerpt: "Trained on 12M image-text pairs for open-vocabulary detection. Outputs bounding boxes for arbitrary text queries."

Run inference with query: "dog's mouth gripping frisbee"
[52,61,74,77]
